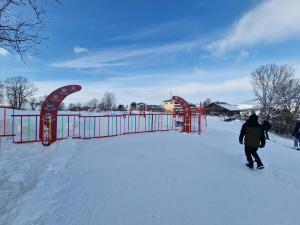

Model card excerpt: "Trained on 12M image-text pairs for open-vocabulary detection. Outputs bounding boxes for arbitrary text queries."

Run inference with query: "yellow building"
[163,99,197,112]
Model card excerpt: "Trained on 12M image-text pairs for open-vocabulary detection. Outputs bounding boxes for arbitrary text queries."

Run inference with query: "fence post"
[3,107,6,135]
[94,117,96,138]
[35,115,38,141]
[108,116,110,136]
[67,116,70,138]
[20,116,23,143]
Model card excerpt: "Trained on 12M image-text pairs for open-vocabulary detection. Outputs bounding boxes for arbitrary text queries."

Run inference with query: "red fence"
[0,106,15,137]
[8,111,206,144]
[12,114,81,144]
[80,113,175,139]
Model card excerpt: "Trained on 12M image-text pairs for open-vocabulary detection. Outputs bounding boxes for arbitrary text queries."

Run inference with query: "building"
[163,99,197,112]
[136,102,147,111]
[147,105,164,112]
[163,99,180,112]
[205,102,240,116]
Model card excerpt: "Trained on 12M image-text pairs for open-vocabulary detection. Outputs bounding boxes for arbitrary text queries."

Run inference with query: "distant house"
[136,102,147,111]
[205,102,240,116]
[163,99,197,112]
[147,105,164,112]
[163,99,181,112]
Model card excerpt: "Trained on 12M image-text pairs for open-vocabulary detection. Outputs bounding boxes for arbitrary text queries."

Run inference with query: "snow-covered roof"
[218,103,240,111]
[209,102,240,111]
[236,104,257,110]
[136,102,147,106]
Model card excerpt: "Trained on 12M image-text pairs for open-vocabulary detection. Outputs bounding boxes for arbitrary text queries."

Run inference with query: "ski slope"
[1,116,300,225]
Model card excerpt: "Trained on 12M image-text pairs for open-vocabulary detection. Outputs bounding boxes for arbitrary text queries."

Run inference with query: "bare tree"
[5,76,37,109]
[277,78,300,115]
[0,0,61,59]
[117,104,125,111]
[28,97,38,110]
[67,103,75,111]
[251,64,300,133]
[37,94,47,106]
[86,98,99,110]
[97,101,105,111]
[101,92,116,111]
[251,64,295,118]
[130,102,136,110]
[0,81,4,104]
[203,98,211,107]
[58,102,65,110]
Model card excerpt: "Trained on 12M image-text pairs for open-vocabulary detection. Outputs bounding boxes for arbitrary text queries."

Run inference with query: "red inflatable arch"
[172,96,192,133]
[39,85,81,146]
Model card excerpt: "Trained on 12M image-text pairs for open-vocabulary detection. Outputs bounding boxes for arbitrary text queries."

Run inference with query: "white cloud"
[208,0,300,55]
[34,73,252,106]
[52,40,203,69]
[73,46,89,54]
[107,19,199,42]
[0,48,9,57]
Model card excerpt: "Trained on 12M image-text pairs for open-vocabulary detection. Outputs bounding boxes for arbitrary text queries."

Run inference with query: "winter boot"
[256,161,264,169]
[246,162,254,170]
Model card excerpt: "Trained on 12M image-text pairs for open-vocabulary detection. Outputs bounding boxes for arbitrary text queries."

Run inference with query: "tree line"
[0,75,122,111]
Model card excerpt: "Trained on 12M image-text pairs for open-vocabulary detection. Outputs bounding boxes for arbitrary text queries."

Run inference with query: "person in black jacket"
[239,114,266,169]
[292,122,300,150]
[262,120,271,140]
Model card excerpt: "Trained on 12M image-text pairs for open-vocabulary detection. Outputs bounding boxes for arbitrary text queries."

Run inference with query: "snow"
[217,103,240,111]
[1,116,300,225]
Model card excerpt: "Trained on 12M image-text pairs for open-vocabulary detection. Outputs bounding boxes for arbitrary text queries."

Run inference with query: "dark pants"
[264,130,269,140]
[245,146,263,166]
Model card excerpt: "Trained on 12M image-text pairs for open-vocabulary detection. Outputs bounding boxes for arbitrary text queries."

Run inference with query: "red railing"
[12,114,80,144]
[9,110,206,144]
[80,113,175,139]
[0,106,15,137]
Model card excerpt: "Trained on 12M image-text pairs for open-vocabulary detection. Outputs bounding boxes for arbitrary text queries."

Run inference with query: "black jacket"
[239,118,266,148]
[262,121,271,131]
[292,123,300,138]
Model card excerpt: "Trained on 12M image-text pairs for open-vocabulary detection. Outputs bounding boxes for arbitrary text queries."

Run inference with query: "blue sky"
[1,0,300,105]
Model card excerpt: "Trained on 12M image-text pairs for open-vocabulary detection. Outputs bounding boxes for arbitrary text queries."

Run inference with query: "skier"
[239,114,266,169]
[262,120,271,140]
[292,122,300,150]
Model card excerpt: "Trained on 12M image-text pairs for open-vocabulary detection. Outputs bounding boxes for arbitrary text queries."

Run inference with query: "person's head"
[249,114,258,121]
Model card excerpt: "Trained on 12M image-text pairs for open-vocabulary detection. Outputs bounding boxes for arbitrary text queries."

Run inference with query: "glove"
[259,144,265,148]
[239,139,243,144]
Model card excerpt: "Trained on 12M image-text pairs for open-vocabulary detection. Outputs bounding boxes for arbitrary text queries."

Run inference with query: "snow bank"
[1,116,300,225]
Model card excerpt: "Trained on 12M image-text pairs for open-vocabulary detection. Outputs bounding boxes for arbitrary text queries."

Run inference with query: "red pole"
[99,117,101,136]
[20,116,23,143]
[3,108,6,135]
[73,116,76,137]
[144,114,146,132]
[108,117,110,136]
[138,115,140,132]
[94,117,96,138]
[120,116,122,134]
[128,115,130,133]
[198,111,201,135]
[151,114,154,131]
[116,117,118,135]
[83,117,86,138]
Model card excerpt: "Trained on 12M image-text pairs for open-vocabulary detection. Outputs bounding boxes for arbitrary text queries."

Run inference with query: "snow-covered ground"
[1,116,300,225]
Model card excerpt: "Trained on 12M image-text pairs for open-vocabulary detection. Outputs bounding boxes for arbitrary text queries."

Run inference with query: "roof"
[163,99,173,102]
[136,102,147,105]
[207,102,240,111]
